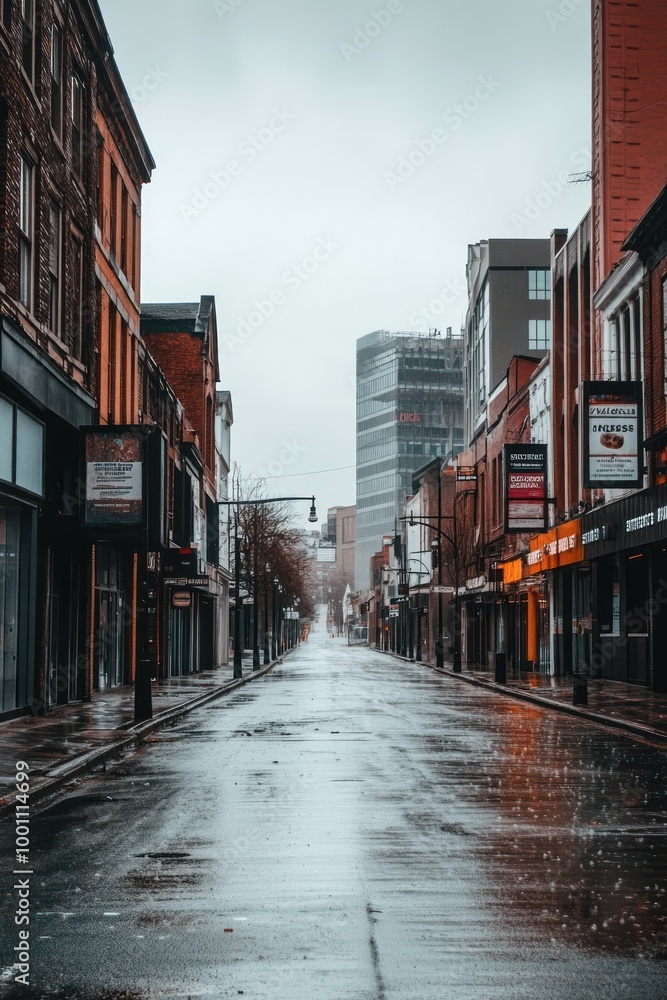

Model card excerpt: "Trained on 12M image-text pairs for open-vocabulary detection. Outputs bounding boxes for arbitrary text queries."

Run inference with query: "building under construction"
[355,329,464,592]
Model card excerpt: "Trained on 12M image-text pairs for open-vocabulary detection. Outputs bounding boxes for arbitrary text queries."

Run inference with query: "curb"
[429,662,667,746]
[375,647,667,747]
[0,653,292,820]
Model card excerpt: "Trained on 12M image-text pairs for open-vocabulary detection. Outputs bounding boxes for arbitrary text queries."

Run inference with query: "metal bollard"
[572,672,588,706]
[134,657,153,721]
[495,651,506,685]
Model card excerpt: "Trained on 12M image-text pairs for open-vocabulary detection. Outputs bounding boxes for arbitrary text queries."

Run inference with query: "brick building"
[141,298,228,673]
[0,0,153,715]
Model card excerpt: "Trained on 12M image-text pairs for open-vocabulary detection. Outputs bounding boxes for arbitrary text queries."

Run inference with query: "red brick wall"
[143,327,217,485]
[592,0,667,293]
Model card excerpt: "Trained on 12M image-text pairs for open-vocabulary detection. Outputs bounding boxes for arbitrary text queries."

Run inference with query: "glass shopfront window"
[0,396,44,497]
[0,398,13,482]
[0,507,23,711]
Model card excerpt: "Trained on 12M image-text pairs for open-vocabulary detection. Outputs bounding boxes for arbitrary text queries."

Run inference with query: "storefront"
[1,319,96,716]
[501,517,584,676]
[162,565,219,677]
[582,486,667,690]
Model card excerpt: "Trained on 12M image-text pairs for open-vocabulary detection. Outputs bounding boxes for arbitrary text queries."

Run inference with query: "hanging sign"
[583,381,642,488]
[83,427,144,527]
[504,444,548,532]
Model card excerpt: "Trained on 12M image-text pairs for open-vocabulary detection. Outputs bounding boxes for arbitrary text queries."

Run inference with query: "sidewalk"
[0,652,289,817]
[380,649,667,745]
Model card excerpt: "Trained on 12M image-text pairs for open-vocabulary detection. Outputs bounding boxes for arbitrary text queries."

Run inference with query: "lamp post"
[407,556,430,662]
[263,562,271,665]
[402,487,475,674]
[219,495,317,676]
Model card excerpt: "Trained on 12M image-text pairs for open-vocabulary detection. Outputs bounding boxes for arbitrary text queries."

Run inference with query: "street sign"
[431,585,454,594]
[172,591,192,609]
[457,465,477,482]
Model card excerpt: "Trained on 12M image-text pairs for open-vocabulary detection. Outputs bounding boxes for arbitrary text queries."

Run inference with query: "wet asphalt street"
[1,613,667,999]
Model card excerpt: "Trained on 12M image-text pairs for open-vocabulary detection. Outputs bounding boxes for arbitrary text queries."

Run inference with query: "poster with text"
[84,428,144,526]
[504,444,548,532]
[583,382,642,488]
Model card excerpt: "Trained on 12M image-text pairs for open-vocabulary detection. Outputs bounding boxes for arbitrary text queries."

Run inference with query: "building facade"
[0,0,153,717]
[141,297,226,675]
[464,238,551,446]
[355,329,464,592]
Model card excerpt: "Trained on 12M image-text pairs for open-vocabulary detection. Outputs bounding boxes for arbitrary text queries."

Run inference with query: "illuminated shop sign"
[399,412,422,423]
[525,520,582,574]
[582,381,643,488]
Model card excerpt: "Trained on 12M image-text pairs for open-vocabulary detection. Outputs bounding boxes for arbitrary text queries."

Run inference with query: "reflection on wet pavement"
[1,613,666,999]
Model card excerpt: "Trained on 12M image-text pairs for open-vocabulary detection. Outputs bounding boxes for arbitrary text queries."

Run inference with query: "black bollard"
[134,657,153,721]
[572,673,588,706]
[495,651,507,685]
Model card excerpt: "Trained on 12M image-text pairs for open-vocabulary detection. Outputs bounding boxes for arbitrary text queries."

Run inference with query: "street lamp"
[219,495,317,677]
[403,487,476,674]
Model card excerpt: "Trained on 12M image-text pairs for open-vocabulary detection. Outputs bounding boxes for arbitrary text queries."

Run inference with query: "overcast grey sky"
[98,0,591,527]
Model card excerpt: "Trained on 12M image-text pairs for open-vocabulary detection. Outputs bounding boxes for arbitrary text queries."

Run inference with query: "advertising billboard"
[504,444,548,533]
[83,427,144,527]
[583,382,643,488]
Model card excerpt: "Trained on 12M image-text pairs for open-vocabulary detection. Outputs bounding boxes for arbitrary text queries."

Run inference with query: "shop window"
[0,507,23,712]
[598,559,620,637]
[0,397,44,497]
[15,410,44,495]
[0,398,12,481]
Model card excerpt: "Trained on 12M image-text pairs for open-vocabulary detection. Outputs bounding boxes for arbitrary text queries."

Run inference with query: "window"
[529,270,551,300]
[50,22,63,136]
[48,202,62,335]
[19,156,34,310]
[0,396,44,496]
[110,162,118,257]
[71,72,84,179]
[132,202,140,289]
[21,0,35,84]
[108,302,117,422]
[71,234,84,359]
[529,319,551,350]
[120,183,128,274]
[120,319,128,423]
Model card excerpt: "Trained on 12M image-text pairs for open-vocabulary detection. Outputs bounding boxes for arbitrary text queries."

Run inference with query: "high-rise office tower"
[355,330,464,592]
